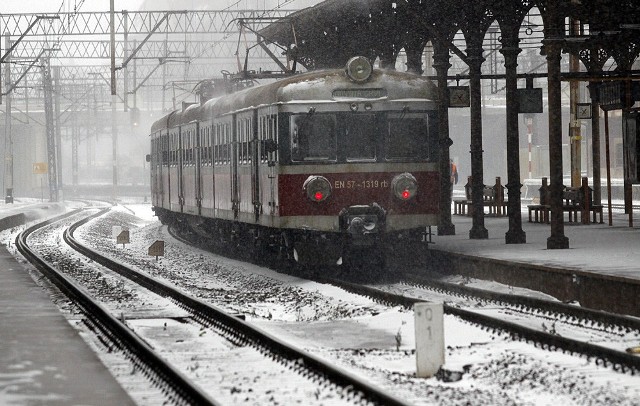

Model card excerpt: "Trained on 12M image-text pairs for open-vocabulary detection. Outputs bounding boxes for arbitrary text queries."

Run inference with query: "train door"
[251,110,260,221]
[258,110,278,217]
[149,133,157,205]
[267,113,278,216]
[178,126,185,213]
[194,122,202,215]
[162,131,170,209]
[169,128,181,212]
[231,115,239,219]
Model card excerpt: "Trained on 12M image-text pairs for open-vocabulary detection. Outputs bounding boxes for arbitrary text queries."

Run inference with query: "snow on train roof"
[151,68,438,132]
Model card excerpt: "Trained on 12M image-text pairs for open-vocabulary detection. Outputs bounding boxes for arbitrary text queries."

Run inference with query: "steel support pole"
[569,0,582,188]
[132,39,138,109]
[110,0,116,96]
[590,87,602,205]
[432,42,454,236]
[544,7,569,249]
[501,44,526,244]
[123,11,129,112]
[54,66,63,198]
[72,96,78,185]
[467,46,488,239]
[112,94,118,202]
[110,0,118,202]
[42,58,58,202]
[604,111,613,226]
[4,35,13,203]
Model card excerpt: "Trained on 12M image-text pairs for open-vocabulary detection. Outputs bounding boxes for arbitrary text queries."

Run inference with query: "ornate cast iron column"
[500,34,526,244]
[544,3,569,249]
[578,44,609,206]
[432,39,455,235]
[467,43,488,239]
[405,37,426,74]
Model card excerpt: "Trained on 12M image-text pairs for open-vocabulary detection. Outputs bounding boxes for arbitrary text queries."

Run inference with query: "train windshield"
[345,114,376,161]
[291,114,337,161]
[386,113,429,160]
[290,111,431,163]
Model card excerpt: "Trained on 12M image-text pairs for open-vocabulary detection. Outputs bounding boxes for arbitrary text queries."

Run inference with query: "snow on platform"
[435,205,640,281]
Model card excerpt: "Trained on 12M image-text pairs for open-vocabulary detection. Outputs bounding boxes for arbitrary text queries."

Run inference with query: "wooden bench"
[563,184,603,224]
[528,204,550,223]
[528,177,550,223]
[453,199,469,215]
[528,177,603,224]
[454,177,507,217]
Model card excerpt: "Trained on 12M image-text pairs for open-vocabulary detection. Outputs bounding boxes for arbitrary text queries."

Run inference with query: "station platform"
[430,204,640,315]
[436,205,640,280]
[0,203,134,405]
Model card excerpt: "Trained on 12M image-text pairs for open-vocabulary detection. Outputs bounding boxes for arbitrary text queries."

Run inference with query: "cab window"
[290,114,336,161]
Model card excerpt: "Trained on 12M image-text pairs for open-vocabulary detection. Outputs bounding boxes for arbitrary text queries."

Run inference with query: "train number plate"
[333,179,390,189]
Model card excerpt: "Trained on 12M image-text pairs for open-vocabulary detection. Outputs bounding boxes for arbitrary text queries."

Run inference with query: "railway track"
[15,209,217,405]
[19,208,411,406]
[168,222,640,376]
[314,273,640,375]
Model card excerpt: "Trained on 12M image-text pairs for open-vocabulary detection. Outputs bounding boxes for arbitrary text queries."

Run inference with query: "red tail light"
[304,176,332,203]
[392,173,418,201]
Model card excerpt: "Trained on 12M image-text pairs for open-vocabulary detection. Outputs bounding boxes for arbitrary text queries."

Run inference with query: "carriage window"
[386,116,429,160]
[345,114,375,160]
[291,113,336,162]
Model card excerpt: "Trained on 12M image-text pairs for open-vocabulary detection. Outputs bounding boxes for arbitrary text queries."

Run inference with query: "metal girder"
[0,15,59,63]
[120,12,171,69]
[2,48,51,96]
[0,10,293,37]
[10,39,278,61]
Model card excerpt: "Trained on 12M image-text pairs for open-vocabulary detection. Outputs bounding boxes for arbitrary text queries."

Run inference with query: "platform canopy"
[259,0,640,73]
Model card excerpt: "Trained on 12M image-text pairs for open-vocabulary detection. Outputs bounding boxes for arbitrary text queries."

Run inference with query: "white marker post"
[414,302,444,378]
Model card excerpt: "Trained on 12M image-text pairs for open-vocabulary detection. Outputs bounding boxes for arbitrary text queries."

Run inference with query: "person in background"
[450,159,458,186]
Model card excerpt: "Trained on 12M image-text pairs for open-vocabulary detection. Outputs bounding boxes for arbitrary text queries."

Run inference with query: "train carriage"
[149,57,440,266]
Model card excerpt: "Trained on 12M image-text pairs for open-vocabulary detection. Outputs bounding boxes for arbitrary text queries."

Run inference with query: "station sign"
[622,111,640,184]
[576,103,592,120]
[148,240,165,259]
[117,230,130,247]
[33,162,47,174]
[596,81,640,111]
[448,86,470,108]
[517,88,543,113]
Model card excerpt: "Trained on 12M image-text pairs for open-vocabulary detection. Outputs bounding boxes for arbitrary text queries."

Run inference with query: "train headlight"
[345,56,372,83]
[391,173,418,201]
[304,176,332,202]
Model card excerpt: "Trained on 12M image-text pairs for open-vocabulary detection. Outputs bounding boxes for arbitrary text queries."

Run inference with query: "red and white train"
[149,56,440,266]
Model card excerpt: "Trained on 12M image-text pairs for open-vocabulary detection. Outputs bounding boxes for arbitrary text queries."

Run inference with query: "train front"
[275,57,440,265]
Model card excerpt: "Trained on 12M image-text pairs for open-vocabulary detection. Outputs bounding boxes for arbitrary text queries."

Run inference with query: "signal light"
[304,175,332,203]
[391,172,418,201]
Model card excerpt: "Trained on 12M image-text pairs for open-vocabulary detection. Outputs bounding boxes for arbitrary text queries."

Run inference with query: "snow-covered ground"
[2,200,640,405]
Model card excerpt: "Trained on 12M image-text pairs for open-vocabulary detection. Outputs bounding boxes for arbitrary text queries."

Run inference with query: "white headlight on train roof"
[345,56,372,83]
[391,172,418,201]
[303,175,332,202]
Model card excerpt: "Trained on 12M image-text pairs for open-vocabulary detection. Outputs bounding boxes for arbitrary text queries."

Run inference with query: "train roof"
[150,66,438,133]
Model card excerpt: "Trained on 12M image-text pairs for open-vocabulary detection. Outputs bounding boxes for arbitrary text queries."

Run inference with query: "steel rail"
[15,209,219,406]
[167,222,640,375]
[65,209,412,406]
[403,272,640,332]
[317,275,640,375]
